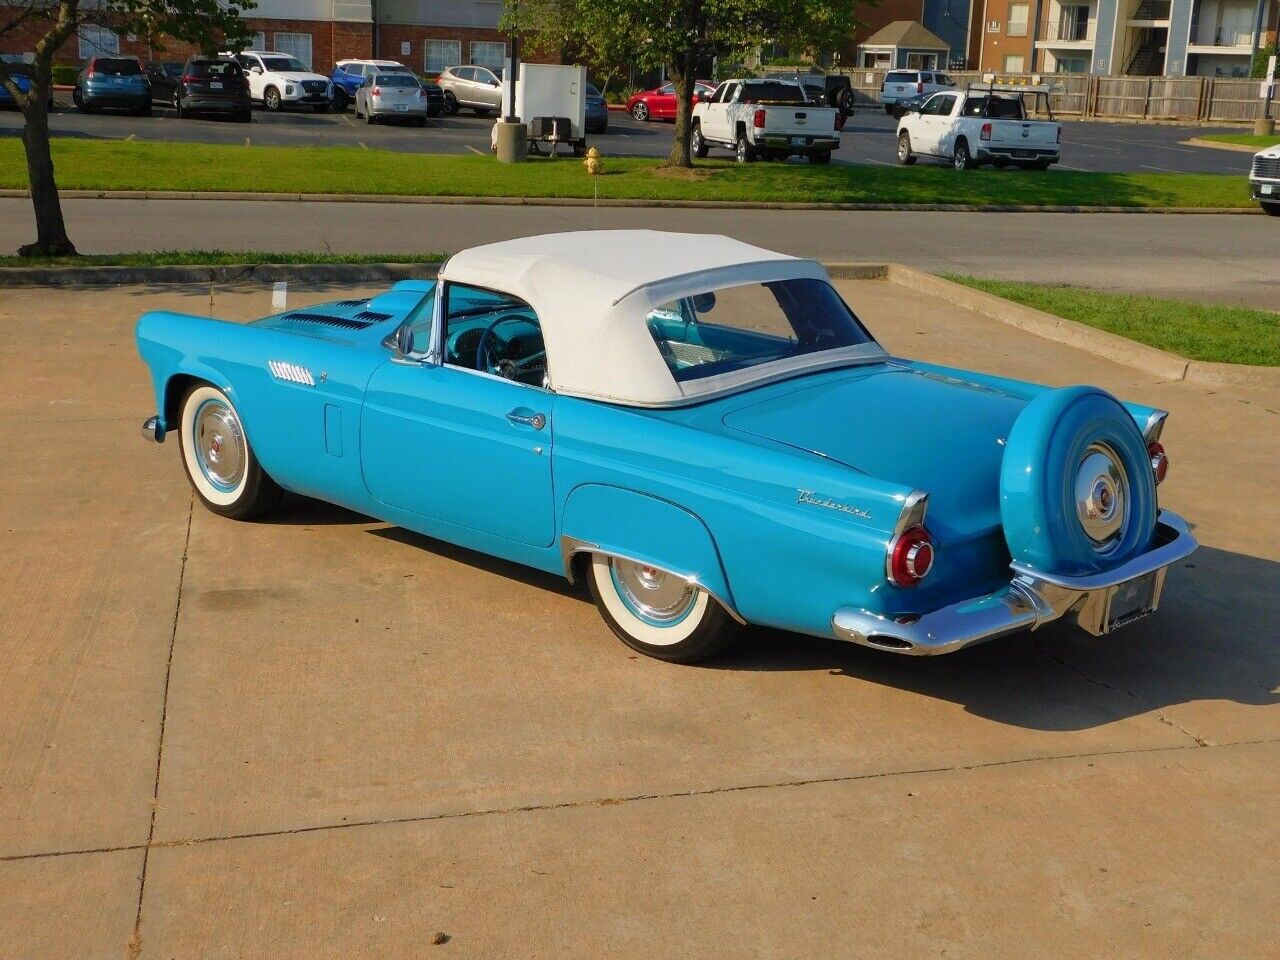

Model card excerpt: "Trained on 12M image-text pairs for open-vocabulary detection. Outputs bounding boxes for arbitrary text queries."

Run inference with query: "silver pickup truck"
[896,82,1061,171]
[691,78,842,164]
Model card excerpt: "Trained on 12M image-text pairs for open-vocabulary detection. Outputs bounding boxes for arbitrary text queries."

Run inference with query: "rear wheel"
[837,87,855,115]
[137,102,152,117]
[365,106,376,124]
[1029,159,1052,171]
[690,122,708,158]
[896,131,916,166]
[810,149,831,165]
[178,384,282,521]
[1263,201,1280,216]
[332,88,349,112]
[735,132,756,164]
[884,104,895,115]
[442,91,458,115]
[953,138,972,171]
[172,90,183,118]
[586,554,741,663]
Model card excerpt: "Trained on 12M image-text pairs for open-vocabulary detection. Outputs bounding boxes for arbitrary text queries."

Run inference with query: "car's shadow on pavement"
[259,498,1278,732]
[716,544,1279,733]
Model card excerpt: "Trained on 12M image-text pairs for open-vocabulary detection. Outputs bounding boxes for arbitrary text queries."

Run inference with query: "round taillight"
[1148,440,1168,485]
[889,526,934,588]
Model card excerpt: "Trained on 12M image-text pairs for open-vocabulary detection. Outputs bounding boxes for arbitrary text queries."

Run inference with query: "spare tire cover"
[1000,385,1156,576]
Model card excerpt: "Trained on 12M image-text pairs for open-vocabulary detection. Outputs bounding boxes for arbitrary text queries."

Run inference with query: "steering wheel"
[475,314,546,382]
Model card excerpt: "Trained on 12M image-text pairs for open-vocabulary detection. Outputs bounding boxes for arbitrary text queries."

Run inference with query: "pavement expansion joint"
[7,736,1275,866]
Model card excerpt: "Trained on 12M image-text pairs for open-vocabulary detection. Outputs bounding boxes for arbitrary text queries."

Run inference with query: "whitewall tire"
[586,553,741,663]
[178,384,282,519]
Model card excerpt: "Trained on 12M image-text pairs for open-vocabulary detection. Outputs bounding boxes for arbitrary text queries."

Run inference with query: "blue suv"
[331,59,442,115]
[73,55,151,115]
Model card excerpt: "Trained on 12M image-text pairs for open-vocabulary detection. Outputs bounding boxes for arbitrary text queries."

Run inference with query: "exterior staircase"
[1125,30,1166,74]
[1130,0,1171,19]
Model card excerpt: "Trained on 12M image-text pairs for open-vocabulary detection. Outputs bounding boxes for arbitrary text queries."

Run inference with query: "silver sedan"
[354,73,429,126]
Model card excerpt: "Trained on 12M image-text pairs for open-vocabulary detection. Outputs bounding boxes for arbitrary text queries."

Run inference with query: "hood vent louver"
[280,311,375,331]
[333,298,369,307]
[353,310,392,323]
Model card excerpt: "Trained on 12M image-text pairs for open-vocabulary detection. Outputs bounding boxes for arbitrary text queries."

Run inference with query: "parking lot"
[1,274,1275,959]
[0,98,1259,175]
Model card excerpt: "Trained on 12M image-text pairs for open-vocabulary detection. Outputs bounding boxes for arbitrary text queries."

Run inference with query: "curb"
[0,188,1258,215]
[1182,137,1269,153]
[0,261,441,288]
[1,257,1272,391]
[882,264,1280,391]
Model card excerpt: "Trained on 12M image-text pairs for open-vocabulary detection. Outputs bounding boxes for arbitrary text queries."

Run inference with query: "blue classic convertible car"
[137,231,1195,662]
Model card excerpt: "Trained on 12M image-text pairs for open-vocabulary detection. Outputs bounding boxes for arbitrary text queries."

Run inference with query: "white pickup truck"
[895,82,1061,171]
[692,78,841,164]
[1249,143,1280,216]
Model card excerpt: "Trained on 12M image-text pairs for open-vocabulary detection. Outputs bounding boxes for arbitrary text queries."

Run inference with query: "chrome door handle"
[506,410,546,430]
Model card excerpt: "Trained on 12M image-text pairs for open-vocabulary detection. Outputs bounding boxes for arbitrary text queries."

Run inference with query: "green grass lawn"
[0,137,1254,208]
[0,249,446,268]
[1197,133,1280,149]
[946,276,1280,366]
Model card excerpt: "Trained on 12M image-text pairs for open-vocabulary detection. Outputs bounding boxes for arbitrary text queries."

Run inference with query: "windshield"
[376,73,420,87]
[262,56,307,72]
[647,279,873,383]
[739,81,806,104]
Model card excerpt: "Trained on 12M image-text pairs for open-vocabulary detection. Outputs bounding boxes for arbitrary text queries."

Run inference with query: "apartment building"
[0,0,536,74]
[980,0,1278,75]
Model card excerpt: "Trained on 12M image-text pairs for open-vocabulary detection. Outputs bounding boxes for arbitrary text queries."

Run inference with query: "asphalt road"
[2,278,1276,959]
[0,99,1260,175]
[4,196,1276,309]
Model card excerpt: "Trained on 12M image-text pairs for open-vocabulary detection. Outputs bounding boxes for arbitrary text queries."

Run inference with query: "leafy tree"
[508,0,858,166]
[0,1,256,256]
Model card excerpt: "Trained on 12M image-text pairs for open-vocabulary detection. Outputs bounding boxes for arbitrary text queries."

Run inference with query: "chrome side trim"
[1142,409,1168,443]
[835,510,1196,656]
[560,535,747,624]
[268,360,316,387]
[885,489,929,582]
[141,415,163,443]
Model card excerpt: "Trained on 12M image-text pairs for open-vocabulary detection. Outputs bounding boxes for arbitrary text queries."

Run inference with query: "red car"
[626,80,716,121]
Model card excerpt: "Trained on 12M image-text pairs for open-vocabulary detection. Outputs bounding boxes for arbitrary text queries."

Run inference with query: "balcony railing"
[1038,18,1097,42]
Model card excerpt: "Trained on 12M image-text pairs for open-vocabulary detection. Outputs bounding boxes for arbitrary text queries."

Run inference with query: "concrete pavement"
[0,278,1276,958]
[3,197,1277,309]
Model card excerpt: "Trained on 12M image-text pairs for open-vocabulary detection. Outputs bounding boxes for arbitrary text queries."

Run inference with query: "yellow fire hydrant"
[583,146,602,175]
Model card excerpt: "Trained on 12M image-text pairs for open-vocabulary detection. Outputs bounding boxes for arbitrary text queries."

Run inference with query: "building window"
[273,32,313,68]
[425,39,461,74]
[1003,54,1026,73]
[470,41,506,72]
[250,31,266,51]
[78,25,119,59]
[1007,3,1029,37]
[1054,54,1089,73]
[906,52,939,69]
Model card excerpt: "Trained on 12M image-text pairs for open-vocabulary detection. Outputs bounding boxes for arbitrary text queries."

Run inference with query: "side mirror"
[394,324,414,360]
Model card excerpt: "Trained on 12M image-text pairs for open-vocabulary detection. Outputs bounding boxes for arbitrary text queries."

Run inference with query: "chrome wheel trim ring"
[194,399,246,490]
[1075,441,1128,553]
[609,558,698,627]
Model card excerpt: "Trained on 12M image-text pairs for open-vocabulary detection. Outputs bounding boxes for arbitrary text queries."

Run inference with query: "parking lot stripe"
[340,114,354,127]
[358,141,368,150]
[465,145,485,156]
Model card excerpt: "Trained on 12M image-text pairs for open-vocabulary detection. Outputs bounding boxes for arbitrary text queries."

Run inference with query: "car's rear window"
[963,95,1024,118]
[647,279,873,383]
[375,73,419,87]
[94,58,142,76]
[886,72,915,83]
[739,81,807,104]
[187,60,243,78]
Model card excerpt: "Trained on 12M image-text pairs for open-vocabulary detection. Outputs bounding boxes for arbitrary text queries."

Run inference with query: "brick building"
[0,0,554,74]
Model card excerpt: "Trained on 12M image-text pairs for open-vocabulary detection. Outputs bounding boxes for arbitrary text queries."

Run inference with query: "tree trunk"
[666,54,696,168]
[18,90,77,257]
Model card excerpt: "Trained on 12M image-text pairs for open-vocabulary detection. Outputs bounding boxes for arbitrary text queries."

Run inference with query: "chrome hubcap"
[611,559,697,625]
[1075,442,1128,551]
[195,401,245,488]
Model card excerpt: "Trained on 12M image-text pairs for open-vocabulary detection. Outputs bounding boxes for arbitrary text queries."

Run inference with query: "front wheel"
[631,102,649,122]
[178,384,282,520]
[896,131,915,166]
[1263,201,1280,216]
[690,123,708,158]
[953,139,972,171]
[837,88,855,116]
[263,86,282,111]
[586,554,741,663]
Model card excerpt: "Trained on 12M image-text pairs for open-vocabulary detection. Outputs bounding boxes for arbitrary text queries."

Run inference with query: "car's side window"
[710,82,729,103]
[935,94,957,115]
[441,283,548,388]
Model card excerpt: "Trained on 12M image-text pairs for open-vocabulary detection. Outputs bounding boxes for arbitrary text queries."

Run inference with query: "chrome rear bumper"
[832,510,1196,656]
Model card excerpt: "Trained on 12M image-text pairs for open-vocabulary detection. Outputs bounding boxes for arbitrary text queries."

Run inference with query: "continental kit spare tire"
[999,385,1157,577]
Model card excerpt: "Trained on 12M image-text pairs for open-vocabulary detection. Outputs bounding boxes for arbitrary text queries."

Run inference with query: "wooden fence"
[841,68,1277,123]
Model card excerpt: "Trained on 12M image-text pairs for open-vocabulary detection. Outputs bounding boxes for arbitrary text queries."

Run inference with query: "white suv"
[229,50,332,112]
[880,70,955,114]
